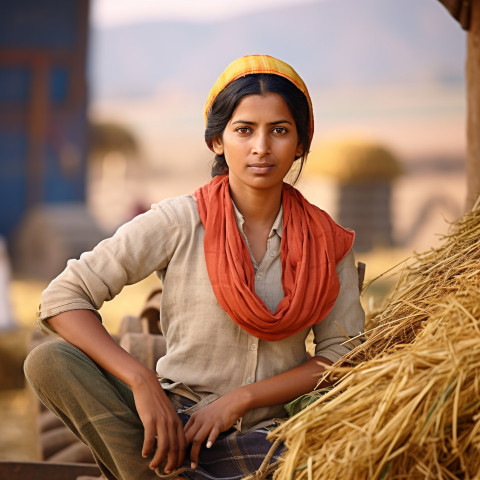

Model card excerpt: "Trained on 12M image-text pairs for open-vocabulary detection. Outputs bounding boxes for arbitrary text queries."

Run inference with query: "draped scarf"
[193,175,355,341]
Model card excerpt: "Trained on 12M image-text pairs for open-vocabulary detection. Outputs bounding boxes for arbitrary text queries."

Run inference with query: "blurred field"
[0,327,40,461]
[10,272,161,334]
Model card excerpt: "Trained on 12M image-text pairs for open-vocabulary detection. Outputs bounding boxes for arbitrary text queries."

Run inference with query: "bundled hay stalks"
[305,138,403,183]
[343,197,480,366]
[269,200,480,480]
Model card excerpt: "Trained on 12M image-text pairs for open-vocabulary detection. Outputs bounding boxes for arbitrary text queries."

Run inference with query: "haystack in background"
[270,198,480,480]
[305,138,403,251]
[306,138,403,183]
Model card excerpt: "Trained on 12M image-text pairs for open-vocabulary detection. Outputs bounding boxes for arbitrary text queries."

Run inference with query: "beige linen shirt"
[39,194,365,431]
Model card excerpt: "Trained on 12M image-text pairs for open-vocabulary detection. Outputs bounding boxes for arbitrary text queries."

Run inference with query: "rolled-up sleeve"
[38,200,184,330]
[312,249,365,363]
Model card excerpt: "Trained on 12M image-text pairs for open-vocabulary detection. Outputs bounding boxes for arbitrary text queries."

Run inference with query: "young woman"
[25,55,364,480]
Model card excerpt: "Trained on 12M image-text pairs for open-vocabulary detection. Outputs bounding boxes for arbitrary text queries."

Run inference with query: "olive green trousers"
[24,339,165,480]
[25,339,282,480]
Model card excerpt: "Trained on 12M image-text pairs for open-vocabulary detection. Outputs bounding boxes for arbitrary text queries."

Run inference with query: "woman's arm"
[48,310,186,473]
[185,355,330,468]
[185,252,365,466]
[37,204,191,472]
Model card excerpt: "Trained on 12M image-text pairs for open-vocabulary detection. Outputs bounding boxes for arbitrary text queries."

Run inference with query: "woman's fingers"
[150,429,168,470]
[133,380,187,472]
[189,429,206,468]
[176,421,187,466]
[184,416,199,444]
[188,422,221,468]
[149,417,187,472]
[184,396,245,469]
[206,426,220,449]
[142,418,156,458]
[162,418,182,473]
[184,419,201,468]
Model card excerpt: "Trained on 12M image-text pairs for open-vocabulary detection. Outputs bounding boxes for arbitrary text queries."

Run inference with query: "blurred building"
[0,0,105,279]
[305,138,403,252]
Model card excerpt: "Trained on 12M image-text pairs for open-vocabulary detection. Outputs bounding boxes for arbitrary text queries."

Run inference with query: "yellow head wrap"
[204,54,314,144]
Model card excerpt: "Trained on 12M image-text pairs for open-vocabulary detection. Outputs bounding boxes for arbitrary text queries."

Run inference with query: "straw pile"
[305,138,403,183]
[269,198,480,480]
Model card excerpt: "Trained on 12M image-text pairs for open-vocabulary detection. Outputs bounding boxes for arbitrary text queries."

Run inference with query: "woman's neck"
[229,185,283,264]
[230,185,282,228]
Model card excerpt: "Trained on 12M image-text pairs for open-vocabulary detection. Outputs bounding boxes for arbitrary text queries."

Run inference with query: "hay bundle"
[343,196,480,367]
[269,199,480,480]
[305,138,403,183]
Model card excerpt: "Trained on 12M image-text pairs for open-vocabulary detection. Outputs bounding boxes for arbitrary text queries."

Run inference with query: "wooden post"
[466,1,480,209]
[26,56,49,207]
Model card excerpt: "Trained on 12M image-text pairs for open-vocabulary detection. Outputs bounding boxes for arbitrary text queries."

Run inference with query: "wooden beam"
[437,0,471,29]
[0,461,101,480]
[466,1,480,209]
[70,0,89,108]
[0,50,72,62]
[26,56,49,207]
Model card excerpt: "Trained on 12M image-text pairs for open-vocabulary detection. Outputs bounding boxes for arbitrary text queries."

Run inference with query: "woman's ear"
[211,135,224,155]
[295,143,304,159]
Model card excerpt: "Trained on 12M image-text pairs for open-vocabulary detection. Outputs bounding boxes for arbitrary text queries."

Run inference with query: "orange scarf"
[193,175,355,341]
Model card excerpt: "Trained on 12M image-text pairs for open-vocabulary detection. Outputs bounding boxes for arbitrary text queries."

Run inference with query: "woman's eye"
[272,127,287,134]
[235,127,251,134]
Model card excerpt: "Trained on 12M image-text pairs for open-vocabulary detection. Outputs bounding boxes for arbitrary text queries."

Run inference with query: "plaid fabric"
[157,394,285,480]
[203,54,314,144]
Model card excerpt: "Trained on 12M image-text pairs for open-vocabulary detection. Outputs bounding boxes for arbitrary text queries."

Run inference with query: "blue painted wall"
[0,0,89,239]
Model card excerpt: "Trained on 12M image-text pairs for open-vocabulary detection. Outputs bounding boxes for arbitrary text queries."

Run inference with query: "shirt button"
[247,377,254,384]
[269,251,275,257]
[250,344,257,351]
[256,273,263,281]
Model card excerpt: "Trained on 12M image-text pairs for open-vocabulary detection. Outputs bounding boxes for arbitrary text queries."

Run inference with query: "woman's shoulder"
[111,195,200,243]
[150,194,200,226]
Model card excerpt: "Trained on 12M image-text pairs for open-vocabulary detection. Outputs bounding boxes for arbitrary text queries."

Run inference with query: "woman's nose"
[251,132,270,157]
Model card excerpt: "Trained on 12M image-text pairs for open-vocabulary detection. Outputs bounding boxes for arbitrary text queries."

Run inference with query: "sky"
[91,0,320,26]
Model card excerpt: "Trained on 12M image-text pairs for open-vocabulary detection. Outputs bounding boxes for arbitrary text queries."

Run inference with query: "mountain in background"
[88,0,466,100]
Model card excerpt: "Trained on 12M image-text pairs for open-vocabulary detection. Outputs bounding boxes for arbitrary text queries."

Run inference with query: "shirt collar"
[232,200,283,240]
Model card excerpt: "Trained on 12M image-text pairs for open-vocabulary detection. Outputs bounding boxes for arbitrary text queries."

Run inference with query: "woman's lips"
[248,163,274,174]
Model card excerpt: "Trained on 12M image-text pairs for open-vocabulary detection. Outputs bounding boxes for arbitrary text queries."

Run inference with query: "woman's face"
[212,92,303,198]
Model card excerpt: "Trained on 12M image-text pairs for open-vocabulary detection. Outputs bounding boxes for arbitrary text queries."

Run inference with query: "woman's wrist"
[125,363,159,391]
[230,384,255,412]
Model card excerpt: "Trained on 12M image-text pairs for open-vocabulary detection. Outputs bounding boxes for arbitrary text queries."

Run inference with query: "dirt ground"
[0,328,40,462]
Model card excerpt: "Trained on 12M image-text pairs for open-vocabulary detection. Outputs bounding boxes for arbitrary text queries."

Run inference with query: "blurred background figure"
[0,237,15,331]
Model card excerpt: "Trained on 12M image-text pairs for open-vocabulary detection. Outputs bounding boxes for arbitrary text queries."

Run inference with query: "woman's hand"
[130,370,187,473]
[184,388,251,468]
[47,310,187,474]
[184,356,331,469]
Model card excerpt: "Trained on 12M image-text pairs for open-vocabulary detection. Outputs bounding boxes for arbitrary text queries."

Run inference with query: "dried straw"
[343,195,480,367]
[268,198,480,480]
[305,138,403,183]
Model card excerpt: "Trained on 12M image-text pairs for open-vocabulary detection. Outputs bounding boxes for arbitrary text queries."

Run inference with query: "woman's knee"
[24,338,84,388]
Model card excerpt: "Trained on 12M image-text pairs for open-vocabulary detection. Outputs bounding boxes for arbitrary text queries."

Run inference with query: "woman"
[25,55,364,480]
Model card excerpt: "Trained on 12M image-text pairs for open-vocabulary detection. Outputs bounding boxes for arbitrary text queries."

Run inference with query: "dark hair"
[205,74,311,184]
